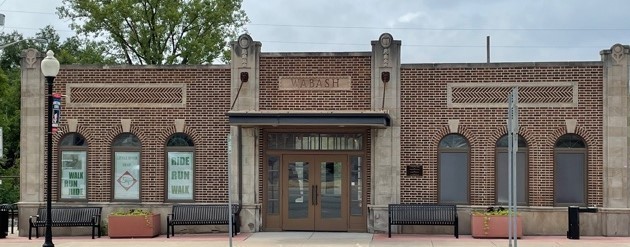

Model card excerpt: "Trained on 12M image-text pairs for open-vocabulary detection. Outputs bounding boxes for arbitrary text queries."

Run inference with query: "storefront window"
[166,133,195,201]
[59,133,88,200]
[112,133,141,201]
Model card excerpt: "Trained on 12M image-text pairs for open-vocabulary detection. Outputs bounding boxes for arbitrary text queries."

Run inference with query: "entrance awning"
[227,110,391,128]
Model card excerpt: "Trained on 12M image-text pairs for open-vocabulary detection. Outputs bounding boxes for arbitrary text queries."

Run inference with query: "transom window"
[267,133,362,150]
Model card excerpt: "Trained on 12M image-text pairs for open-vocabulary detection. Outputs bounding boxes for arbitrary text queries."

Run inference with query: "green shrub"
[110,209,153,216]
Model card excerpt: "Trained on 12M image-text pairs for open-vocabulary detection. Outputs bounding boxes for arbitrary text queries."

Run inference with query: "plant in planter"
[471,206,522,238]
[108,209,161,238]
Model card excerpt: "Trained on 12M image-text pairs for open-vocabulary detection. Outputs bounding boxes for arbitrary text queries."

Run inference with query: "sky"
[0,0,629,63]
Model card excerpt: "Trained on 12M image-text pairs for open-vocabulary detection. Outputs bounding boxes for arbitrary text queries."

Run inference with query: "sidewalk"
[2,231,630,247]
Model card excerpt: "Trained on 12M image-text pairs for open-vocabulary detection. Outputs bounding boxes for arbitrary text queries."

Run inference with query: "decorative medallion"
[379,33,393,67]
[237,34,252,67]
[238,34,252,49]
[379,33,393,48]
[25,49,37,69]
[612,44,625,64]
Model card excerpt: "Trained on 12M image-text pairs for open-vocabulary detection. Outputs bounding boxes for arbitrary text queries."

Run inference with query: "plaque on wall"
[406,165,423,176]
[278,76,351,91]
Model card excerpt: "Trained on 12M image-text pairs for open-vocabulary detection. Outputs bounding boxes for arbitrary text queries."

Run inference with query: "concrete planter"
[108,214,161,238]
[471,215,522,238]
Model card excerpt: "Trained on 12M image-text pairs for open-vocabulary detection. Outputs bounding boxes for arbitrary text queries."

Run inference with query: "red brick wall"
[399,64,604,207]
[257,54,374,204]
[50,66,232,202]
[259,56,372,110]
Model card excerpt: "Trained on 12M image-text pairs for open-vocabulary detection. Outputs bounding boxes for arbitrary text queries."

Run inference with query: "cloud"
[397,12,421,23]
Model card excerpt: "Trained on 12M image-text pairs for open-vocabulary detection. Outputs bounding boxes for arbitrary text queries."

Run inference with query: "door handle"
[314,185,318,205]
[312,185,316,205]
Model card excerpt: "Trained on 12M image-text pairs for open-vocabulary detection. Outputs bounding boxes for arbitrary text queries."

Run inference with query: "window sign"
[114,152,140,200]
[167,152,193,200]
[60,151,87,199]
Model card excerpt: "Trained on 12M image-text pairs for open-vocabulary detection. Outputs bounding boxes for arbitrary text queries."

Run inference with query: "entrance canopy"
[227,110,391,128]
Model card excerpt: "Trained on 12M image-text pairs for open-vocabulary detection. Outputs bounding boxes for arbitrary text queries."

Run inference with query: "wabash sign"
[279,76,351,91]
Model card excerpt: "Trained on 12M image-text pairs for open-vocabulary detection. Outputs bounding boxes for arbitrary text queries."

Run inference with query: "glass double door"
[282,154,348,231]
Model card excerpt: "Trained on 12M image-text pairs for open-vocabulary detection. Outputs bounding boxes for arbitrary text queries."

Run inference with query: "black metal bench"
[388,204,458,238]
[167,204,240,238]
[28,206,102,240]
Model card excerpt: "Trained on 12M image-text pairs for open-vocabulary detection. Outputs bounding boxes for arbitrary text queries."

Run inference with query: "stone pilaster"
[230,34,262,232]
[18,48,47,236]
[601,44,630,236]
[369,33,401,233]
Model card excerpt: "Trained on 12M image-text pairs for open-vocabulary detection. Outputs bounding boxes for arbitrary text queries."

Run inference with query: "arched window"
[554,134,587,206]
[165,133,195,201]
[495,134,528,205]
[112,133,141,201]
[59,133,88,200]
[438,134,470,205]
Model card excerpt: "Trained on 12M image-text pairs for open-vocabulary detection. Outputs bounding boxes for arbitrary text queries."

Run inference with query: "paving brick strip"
[2,232,630,247]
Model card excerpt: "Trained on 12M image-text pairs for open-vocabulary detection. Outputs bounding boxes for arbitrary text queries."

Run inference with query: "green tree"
[57,0,248,65]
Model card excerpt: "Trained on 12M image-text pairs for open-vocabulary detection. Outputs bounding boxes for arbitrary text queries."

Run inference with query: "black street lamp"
[40,50,59,247]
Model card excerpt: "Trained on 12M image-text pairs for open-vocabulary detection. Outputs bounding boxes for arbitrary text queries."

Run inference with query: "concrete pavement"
[2,231,630,247]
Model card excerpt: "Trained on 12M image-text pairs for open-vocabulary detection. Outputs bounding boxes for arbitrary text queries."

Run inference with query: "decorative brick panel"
[448,82,576,107]
[67,83,186,107]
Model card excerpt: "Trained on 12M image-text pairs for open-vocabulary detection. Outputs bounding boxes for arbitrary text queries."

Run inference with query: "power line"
[0,9,56,15]
[248,23,630,31]
[258,40,605,48]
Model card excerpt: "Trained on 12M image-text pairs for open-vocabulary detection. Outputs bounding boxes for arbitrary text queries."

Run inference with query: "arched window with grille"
[554,134,587,206]
[165,133,195,201]
[112,133,142,201]
[495,134,528,205]
[438,134,470,205]
[59,133,88,200]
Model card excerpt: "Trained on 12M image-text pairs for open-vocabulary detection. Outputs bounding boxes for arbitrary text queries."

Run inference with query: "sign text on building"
[279,76,351,91]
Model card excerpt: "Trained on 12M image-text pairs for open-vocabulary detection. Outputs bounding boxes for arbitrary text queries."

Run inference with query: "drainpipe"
[238,126,243,206]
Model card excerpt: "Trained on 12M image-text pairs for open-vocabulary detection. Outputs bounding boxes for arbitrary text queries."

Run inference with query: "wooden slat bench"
[167,204,240,238]
[388,204,458,238]
[28,206,102,239]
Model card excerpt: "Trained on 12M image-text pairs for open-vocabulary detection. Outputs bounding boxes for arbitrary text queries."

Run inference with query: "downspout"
[238,126,243,206]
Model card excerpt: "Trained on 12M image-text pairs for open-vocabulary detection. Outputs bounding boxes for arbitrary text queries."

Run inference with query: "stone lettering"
[279,77,351,91]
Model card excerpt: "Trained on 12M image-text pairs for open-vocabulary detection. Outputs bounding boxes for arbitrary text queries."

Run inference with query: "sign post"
[227,132,233,247]
[507,87,519,247]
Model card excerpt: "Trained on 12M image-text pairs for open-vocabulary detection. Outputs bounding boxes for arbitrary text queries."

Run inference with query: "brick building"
[18,34,630,236]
